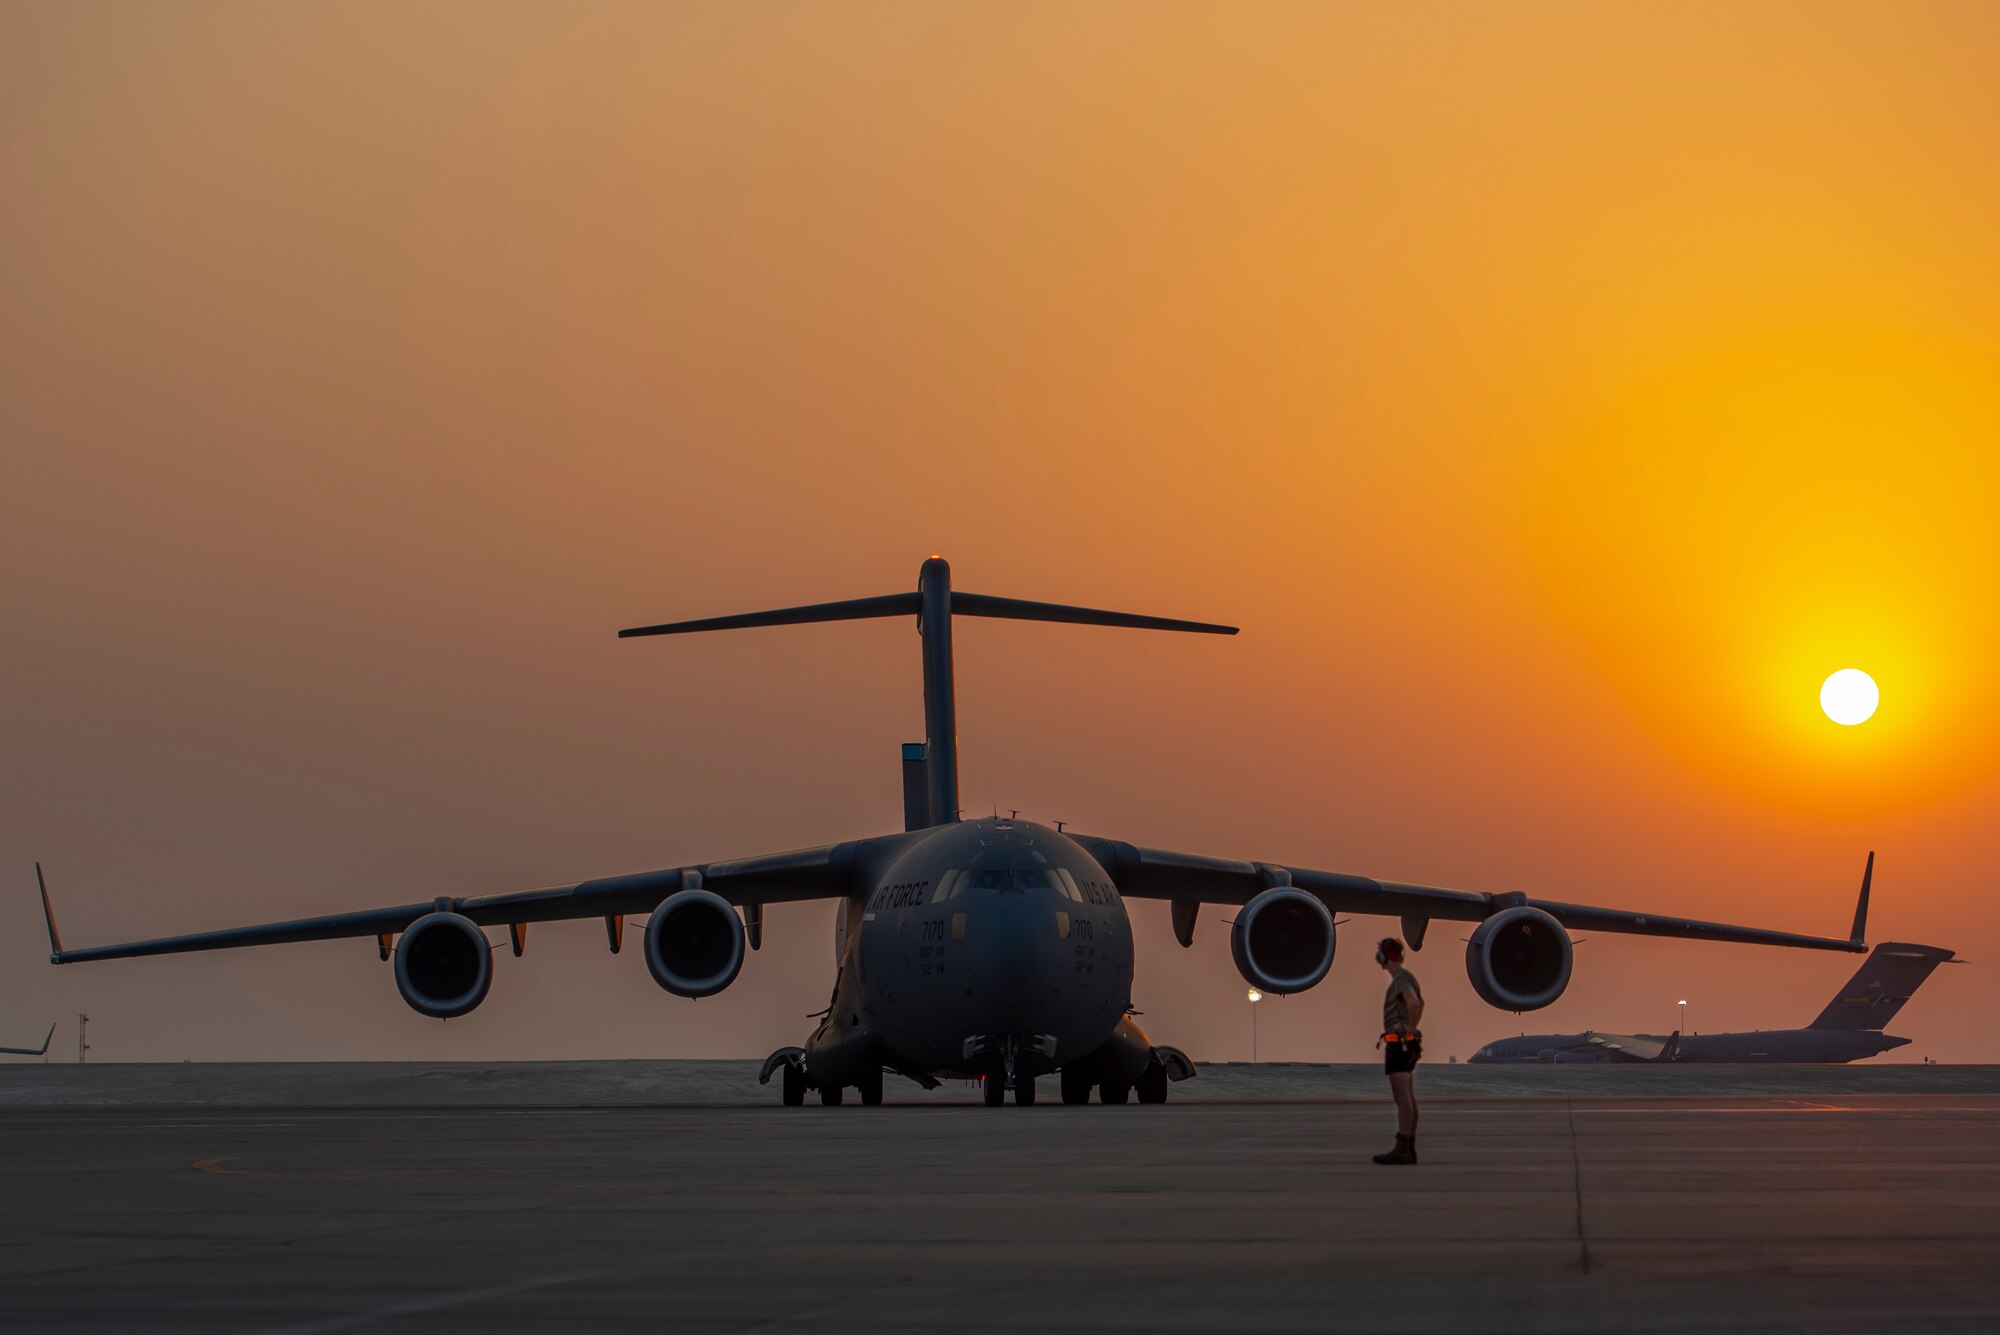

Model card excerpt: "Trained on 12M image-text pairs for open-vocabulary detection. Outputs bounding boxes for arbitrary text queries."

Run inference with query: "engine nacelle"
[1465,906,1573,1012]
[644,888,746,998]
[393,911,494,1019]
[1229,887,1336,995]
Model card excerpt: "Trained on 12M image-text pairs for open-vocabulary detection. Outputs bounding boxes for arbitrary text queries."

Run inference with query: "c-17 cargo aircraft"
[0,1022,55,1057]
[39,558,1873,1106]
[1469,938,1957,1064]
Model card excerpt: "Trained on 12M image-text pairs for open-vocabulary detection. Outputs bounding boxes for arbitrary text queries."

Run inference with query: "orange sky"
[3,3,1996,1064]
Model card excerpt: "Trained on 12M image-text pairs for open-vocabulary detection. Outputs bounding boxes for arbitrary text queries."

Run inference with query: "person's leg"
[1389,1071,1414,1136]
[1374,1066,1417,1164]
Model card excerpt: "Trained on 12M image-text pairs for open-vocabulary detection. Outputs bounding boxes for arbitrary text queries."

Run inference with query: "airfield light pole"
[1678,999,1687,1036]
[1247,989,1262,1062]
[78,1013,90,1064]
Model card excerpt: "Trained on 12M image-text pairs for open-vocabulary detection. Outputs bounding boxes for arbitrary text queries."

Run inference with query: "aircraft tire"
[983,1075,1007,1107]
[781,1062,806,1107]
[857,1066,884,1106]
[1060,1066,1093,1105]
[1015,1074,1037,1106]
[1100,1081,1131,1105]
[820,1083,844,1106]
[1136,1061,1169,1104]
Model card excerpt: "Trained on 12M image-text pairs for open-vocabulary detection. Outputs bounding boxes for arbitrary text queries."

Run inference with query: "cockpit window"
[936,866,1073,897]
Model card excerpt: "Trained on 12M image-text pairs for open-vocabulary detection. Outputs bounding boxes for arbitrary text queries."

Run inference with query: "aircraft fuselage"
[803,818,1137,1086]
[1471,1028,1910,1064]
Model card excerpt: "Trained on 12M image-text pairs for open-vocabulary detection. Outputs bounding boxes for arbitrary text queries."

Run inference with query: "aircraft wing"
[40,838,886,965]
[0,1023,56,1056]
[1074,837,1869,954]
[1577,1030,1676,1062]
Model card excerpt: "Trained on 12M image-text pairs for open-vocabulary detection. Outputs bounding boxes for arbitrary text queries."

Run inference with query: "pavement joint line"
[726,1273,915,1334]
[1564,1096,1592,1276]
[254,1267,611,1335]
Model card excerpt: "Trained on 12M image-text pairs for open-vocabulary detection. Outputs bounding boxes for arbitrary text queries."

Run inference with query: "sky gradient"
[4,3,1996,1064]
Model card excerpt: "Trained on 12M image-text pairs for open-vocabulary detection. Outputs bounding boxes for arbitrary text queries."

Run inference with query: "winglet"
[36,863,64,963]
[38,1022,55,1055]
[1850,851,1874,945]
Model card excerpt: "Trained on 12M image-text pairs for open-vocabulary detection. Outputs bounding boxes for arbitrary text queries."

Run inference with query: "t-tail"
[1807,939,1958,1031]
[618,557,1236,830]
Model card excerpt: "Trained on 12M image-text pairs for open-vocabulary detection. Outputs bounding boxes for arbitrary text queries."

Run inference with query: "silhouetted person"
[1373,937,1423,1165]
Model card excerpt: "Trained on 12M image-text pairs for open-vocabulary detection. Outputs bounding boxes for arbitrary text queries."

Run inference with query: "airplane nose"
[961,889,1068,1028]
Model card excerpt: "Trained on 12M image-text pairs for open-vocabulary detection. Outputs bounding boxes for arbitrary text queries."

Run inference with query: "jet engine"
[1229,887,1336,995]
[644,888,746,998]
[393,911,494,1019]
[1465,906,1573,1011]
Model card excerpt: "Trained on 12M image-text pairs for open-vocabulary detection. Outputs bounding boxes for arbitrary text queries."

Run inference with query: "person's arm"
[1405,987,1425,1037]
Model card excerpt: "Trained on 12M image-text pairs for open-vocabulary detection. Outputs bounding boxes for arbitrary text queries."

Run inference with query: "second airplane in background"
[1470,941,1959,1064]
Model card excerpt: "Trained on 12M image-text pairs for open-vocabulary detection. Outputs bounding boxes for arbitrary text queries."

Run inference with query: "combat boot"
[1372,1134,1417,1165]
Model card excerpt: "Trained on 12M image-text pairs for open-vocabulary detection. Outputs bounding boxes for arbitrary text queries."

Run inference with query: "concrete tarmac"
[1,1065,1996,1332]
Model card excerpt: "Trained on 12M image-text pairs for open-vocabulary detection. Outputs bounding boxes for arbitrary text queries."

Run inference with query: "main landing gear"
[1061,1054,1179,1105]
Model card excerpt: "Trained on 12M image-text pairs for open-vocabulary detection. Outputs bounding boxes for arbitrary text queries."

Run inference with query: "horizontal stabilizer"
[950,592,1236,636]
[619,592,919,638]
[619,590,1236,639]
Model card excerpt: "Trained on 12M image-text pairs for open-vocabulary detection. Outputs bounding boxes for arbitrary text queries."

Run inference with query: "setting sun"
[1821,669,1880,726]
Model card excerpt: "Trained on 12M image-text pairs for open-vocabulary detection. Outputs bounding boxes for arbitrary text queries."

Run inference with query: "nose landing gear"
[981,1038,1039,1106]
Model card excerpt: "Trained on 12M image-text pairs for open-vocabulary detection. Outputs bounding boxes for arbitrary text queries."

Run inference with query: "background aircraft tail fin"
[1807,942,1957,1030]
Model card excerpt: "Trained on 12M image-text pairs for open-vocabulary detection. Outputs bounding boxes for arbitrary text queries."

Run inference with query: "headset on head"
[1375,938,1403,966]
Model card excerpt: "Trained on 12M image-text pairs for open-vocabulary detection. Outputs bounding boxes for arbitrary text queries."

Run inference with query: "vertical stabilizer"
[916,557,959,826]
[1807,942,1956,1030]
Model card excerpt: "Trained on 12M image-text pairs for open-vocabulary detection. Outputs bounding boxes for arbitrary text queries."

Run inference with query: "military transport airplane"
[38,558,1873,1106]
[0,1022,55,1057]
[1468,938,1957,1064]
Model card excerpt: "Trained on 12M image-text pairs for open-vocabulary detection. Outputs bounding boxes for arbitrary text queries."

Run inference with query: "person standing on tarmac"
[1373,938,1423,1165]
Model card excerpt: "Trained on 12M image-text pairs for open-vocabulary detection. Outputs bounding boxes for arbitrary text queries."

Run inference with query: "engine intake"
[1465,906,1573,1011]
[393,911,493,1019]
[1229,887,1335,995]
[644,888,746,998]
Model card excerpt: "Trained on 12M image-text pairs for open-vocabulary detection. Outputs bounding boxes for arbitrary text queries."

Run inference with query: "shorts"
[1384,1038,1422,1075]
